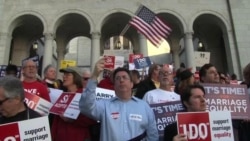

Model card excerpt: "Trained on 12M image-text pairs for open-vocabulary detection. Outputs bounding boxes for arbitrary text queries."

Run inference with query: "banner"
[50,92,81,119]
[0,116,51,141]
[133,57,151,69]
[150,101,184,138]
[177,111,234,141]
[24,92,53,116]
[202,83,250,119]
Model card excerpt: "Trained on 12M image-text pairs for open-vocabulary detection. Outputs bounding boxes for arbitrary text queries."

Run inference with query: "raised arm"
[79,58,105,120]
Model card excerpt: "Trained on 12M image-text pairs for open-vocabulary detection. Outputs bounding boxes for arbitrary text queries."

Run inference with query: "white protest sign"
[0,116,51,141]
[177,111,233,141]
[95,87,116,100]
[49,88,63,104]
[194,51,210,67]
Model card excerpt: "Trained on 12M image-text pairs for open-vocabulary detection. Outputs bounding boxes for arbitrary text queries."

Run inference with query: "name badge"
[129,114,142,121]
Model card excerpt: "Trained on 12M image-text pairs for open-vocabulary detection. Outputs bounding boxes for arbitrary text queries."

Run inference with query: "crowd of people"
[0,57,249,141]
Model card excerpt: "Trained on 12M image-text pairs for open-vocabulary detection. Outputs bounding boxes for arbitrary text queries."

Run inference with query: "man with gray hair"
[0,76,40,124]
[43,64,63,89]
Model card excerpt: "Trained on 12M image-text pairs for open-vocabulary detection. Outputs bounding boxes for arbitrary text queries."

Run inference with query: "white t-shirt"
[143,88,180,104]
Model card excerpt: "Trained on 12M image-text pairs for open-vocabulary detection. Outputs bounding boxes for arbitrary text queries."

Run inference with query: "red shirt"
[98,77,114,90]
[22,81,50,102]
[51,89,97,141]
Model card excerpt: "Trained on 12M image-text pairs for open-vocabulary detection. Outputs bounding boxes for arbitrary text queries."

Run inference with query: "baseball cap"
[179,69,193,80]
[59,67,82,77]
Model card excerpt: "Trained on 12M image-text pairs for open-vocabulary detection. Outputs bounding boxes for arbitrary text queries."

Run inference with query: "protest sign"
[49,88,63,104]
[0,116,51,141]
[133,57,151,69]
[50,92,81,119]
[24,92,53,116]
[96,87,115,100]
[104,55,124,69]
[194,51,210,67]
[129,54,143,63]
[177,111,234,141]
[60,60,76,69]
[150,101,184,138]
[202,83,250,119]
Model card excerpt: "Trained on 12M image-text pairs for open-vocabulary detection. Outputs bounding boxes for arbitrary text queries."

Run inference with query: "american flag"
[129,5,172,47]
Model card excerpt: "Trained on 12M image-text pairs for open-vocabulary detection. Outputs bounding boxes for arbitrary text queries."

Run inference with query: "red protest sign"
[50,92,81,119]
[104,55,115,69]
[177,111,234,141]
[129,54,143,63]
[24,92,39,110]
[24,92,53,116]
[178,112,211,141]
[0,123,20,141]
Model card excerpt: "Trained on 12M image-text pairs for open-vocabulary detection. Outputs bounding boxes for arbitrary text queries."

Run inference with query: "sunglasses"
[0,98,9,105]
[82,77,90,81]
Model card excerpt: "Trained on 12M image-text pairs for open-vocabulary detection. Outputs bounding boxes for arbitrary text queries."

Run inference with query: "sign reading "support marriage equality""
[202,83,250,119]
[0,116,51,141]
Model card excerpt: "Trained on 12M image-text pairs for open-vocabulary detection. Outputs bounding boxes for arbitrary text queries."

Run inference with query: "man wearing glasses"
[22,60,50,102]
[0,76,40,124]
[143,65,180,104]
[79,57,158,141]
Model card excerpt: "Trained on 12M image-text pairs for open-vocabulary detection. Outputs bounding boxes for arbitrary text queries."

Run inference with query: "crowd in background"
[0,58,249,141]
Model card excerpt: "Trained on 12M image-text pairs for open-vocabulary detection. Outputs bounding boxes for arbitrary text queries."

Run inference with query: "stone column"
[139,33,148,56]
[0,32,12,65]
[42,33,54,75]
[91,32,101,71]
[184,32,195,71]
[172,50,180,69]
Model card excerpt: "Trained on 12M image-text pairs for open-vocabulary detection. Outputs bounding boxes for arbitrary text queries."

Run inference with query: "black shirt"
[164,122,177,141]
[0,104,41,124]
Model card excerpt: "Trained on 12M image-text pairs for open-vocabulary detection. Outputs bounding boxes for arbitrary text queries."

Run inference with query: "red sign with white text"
[178,112,211,141]
[24,92,53,116]
[177,111,234,141]
[50,92,81,119]
[129,54,143,63]
[104,55,115,69]
[0,123,20,141]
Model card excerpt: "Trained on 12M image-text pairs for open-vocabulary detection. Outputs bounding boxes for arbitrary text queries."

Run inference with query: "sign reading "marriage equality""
[202,83,250,119]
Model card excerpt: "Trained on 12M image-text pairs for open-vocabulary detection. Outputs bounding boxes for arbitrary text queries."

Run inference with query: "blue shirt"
[79,79,159,141]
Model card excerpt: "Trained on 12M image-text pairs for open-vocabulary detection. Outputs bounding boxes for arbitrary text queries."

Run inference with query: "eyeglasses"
[159,71,173,76]
[0,98,9,105]
[115,75,130,81]
[82,77,90,81]
[24,66,37,69]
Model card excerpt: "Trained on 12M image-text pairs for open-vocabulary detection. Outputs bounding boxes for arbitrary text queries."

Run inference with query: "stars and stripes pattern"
[129,5,172,47]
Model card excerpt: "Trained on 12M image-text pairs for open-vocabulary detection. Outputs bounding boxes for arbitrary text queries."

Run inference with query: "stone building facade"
[0,0,249,78]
